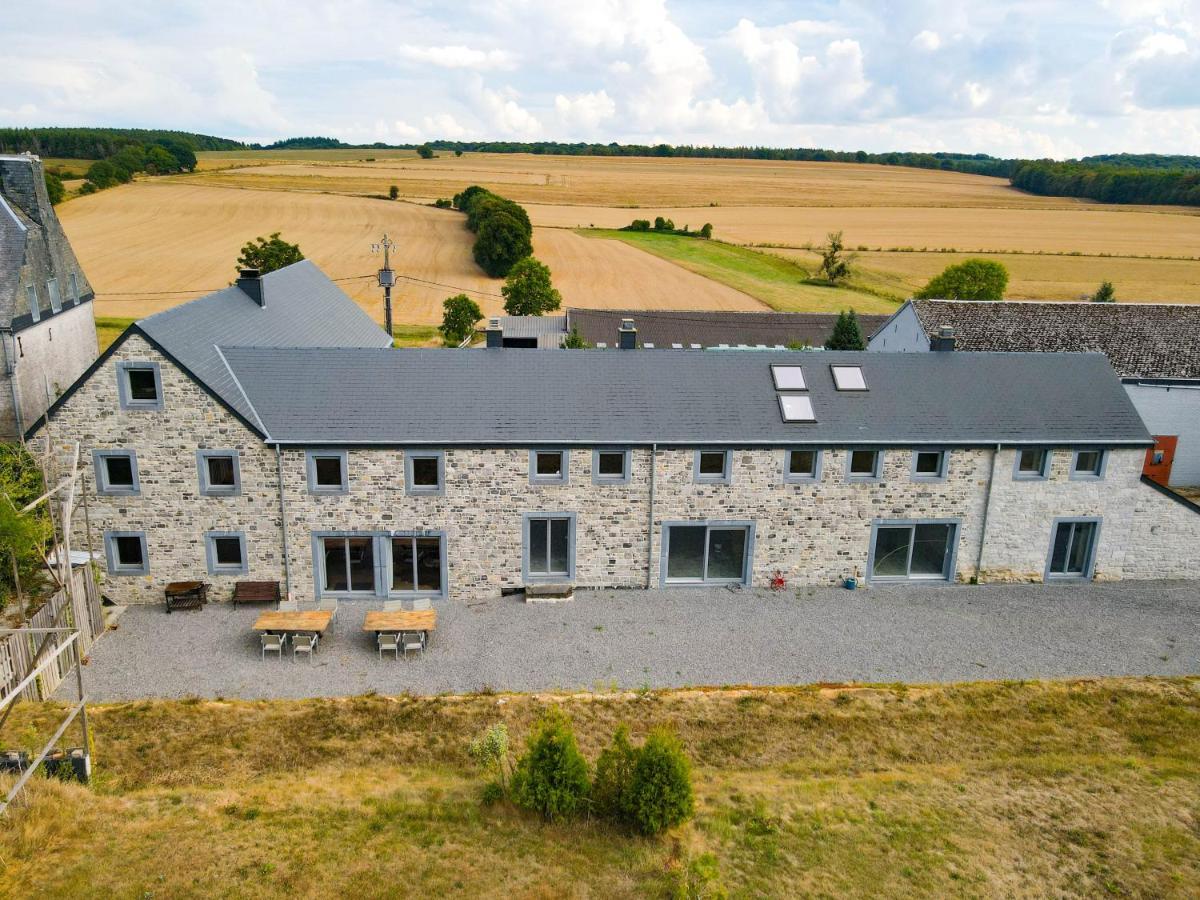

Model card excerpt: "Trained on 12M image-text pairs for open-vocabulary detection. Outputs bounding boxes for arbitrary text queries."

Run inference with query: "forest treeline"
[0,127,243,158]
[1011,160,1200,206]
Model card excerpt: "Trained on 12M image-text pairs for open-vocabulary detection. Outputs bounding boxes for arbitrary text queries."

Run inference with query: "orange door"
[1143,435,1178,485]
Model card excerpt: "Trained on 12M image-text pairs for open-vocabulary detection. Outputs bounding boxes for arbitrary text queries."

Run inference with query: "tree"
[474,211,534,277]
[0,444,51,614]
[144,145,178,174]
[592,725,637,820]
[1092,280,1116,303]
[915,258,1008,301]
[699,223,713,239]
[817,231,853,283]
[44,171,64,205]
[417,145,435,159]
[236,232,304,274]
[85,160,121,190]
[388,185,399,200]
[824,309,866,350]
[439,294,483,345]
[454,149,464,157]
[563,326,591,349]
[626,730,694,835]
[511,708,591,822]
[502,257,561,316]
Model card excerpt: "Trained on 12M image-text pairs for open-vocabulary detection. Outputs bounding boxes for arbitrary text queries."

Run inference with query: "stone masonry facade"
[35,336,1200,605]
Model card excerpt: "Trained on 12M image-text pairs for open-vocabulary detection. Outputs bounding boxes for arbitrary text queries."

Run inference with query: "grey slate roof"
[138,260,392,423]
[905,300,1200,380]
[566,309,891,349]
[0,195,26,327]
[496,315,567,339]
[219,346,1150,447]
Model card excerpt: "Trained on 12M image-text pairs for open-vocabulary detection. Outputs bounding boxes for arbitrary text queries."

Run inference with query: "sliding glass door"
[1047,519,1099,579]
[663,523,752,585]
[870,521,958,581]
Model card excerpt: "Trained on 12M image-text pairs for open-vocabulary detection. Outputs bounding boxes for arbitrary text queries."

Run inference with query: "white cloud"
[912,30,941,52]
[554,90,616,130]
[475,85,542,138]
[397,44,515,70]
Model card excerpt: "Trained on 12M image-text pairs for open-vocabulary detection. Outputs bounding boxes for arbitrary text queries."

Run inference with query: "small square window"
[779,394,816,422]
[315,457,343,485]
[206,532,248,575]
[412,457,438,485]
[105,530,148,576]
[307,451,349,494]
[695,450,732,484]
[117,361,163,410]
[197,450,241,496]
[593,449,630,484]
[770,365,806,390]
[831,365,868,391]
[1071,449,1106,480]
[406,451,445,495]
[1014,448,1051,480]
[847,449,882,481]
[785,449,821,483]
[530,450,568,485]
[94,450,139,496]
[912,450,948,481]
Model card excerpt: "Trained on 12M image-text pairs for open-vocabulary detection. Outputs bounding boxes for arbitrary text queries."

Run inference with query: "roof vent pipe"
[932,325,956,352]
[618,318,637,350]
[237,268,265,307]
[485,317,503,349]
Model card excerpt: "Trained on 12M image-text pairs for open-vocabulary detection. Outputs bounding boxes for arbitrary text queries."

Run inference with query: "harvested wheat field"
[57,181,764,326]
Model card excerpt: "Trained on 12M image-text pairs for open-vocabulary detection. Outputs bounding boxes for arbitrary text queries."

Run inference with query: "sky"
[3,0,1200,158]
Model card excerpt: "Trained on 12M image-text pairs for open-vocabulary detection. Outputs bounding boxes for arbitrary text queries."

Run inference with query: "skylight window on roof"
[770,365,806,391]
[779,394,816,422]
[831,365,867,391]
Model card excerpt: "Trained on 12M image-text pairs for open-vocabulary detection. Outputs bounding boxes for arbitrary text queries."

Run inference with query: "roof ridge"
[213,344,271,439]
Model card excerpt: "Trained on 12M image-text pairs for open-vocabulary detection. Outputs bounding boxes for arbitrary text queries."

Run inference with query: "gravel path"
[67,580,1200,701]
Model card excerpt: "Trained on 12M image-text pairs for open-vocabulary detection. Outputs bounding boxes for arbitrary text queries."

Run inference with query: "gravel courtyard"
[68,580,1200,701]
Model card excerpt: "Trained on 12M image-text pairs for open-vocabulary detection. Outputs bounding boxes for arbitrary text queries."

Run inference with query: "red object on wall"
[1143,434,1178,485]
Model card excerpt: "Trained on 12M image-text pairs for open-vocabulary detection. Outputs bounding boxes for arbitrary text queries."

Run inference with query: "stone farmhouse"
[868,299,1200,488]
[28,260,1200,607]
[0,154,98,440]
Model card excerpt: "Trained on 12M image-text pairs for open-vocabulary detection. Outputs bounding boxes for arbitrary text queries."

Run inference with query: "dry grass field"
[2,678,1197,897]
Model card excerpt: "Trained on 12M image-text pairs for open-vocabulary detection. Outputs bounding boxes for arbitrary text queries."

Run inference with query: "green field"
[582,230,900,315]
[93,316,134,352]
[3,678,1197,897]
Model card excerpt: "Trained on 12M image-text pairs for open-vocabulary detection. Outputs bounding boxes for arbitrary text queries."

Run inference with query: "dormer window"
[116,361,163,410]
[831,365,867,391]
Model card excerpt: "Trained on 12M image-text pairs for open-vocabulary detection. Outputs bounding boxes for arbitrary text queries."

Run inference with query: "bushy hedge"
[620,217,713,239]
[453,185,534,277]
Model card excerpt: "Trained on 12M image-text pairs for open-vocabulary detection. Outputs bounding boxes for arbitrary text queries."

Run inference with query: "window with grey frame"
[105,530,148,576]
[525,515,574,580]
[307,451,348,494]
[592,448,630,484]
[205,532,247,575]
[911,449,948,481]
[784,448,820,482]
[694,449,731,484]
[870,521,958,581]
[197,450,240,496]
[1047,519,1100,579]
[1014,447,1051,480]
[390,534,444,594]
[117,361,163,410]
[663,523,752,584]
[319,535,376,593]
[530,450,568,484]
[1071,449,1107,480]
[846,449,882,481]
[405,451,444,495]
[94,449,139,495]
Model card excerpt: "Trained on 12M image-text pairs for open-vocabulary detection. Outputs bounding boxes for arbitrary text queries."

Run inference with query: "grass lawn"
[93,316,134,352]
[2,678,1197,897]
[392,324,442,348]
[581,229,901,315]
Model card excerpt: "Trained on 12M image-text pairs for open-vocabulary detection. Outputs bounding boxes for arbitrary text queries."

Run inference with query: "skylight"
[779,394,816,422]
[831,365,867,391]
[770,365,806,391]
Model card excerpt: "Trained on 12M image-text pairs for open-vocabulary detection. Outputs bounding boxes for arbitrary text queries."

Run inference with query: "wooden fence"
[0,567,104,702]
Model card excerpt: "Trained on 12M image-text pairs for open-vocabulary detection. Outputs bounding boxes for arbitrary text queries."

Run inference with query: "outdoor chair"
[292,633,318,663]
[277,599,299,612]
[377,631,400,660]
[260,632,285,661]
[383,599,405,612]
[400,631,426,658]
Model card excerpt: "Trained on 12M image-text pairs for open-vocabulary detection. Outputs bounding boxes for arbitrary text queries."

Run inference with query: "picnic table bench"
[165,581,208,613]
[362,609,438,636]
[232,580,281,608]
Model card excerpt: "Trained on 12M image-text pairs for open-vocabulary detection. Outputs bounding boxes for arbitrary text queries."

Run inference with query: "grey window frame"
[311,530,448,600]
[777,393,816,423]
[1069,449,1108,481]
[1044,517,1102,581]
[306,450,349,495]
[910,449,949,483]
[205,531,248,576]
[693,449,732,485]
[196,449,242,496]
[116,361,164,411]
[26,284,39,323]
[783,448,822,483]
[770,365,806,390]
[46,278,62,314]
[591,448,631,485]
[529,449,569,486]
[385,531,449,599]
[522,512,577,583]
[104,530,149,576]
[866,518,961,584]
[70,273,80,305]
[830,364,868,391]
[405,450,445,496]
[93,449,140,496]
[845,449,884,483]
[659,520,756,587]
[1013,447,1052,481]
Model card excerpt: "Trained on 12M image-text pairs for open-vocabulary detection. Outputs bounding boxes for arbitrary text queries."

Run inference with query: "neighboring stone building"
[29,284,1200,606]
[867,299,1200,487]
[0,153,98,439]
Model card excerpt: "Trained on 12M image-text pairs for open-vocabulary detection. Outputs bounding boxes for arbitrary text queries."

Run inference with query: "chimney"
[485,317,503,348]
[237,268,265,307]
[932,325,956,352]
[618,317,637,350]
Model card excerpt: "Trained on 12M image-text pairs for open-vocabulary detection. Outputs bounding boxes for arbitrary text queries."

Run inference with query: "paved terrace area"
[65,580,1200,701]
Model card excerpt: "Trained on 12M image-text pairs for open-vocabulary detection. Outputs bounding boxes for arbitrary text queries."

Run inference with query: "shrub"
[434,198,452,208]
[592,725,637,820]
[480,781,505,806]
[699,223,713,239]
[653,216,675,231]
[824,310,865,350]
[625,219,651,232]
[501,257,561,316]
[454,149,463,157]
[626,729,694,835]
[511,708,591,821]
[915,258,1008,301]
[468,722,511,791]
[388,185,399,200]
[562,325,590,349]
[1092,280,1116,303]
[417,144,434,159]
[44,171,64,205]
[0,444,52,612]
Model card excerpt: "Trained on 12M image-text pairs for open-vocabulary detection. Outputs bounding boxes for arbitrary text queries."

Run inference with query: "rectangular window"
[405,451,445,496]
[205,532,248,575]
[779,394,816,422]
[25,285,40,323]
[784,448,821,483]
[116,361,163,410]
[911,450,948,482]
[662,522,753,585]
[524,514,575,581]
[869,520,959,582]
[70,273,80,305]
[1046,519,1100,579]
[1014,448,1050,480]
[694,449,732,484]
[1070,449,1107,480]
[592,448,630,484]
[306,450,348,494]
[93,449,139,496]
[320,535,375,593]
[846,449,883,482]
[197,450,241,496]
[46,279,62,314]
[831,365,867,391]
[770,365,806,390]
[104,530,148,576]
[529,450,568,485]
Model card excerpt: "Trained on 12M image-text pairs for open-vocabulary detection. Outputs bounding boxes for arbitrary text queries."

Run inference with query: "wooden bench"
[165,581,208,613]
[232,581,281,608]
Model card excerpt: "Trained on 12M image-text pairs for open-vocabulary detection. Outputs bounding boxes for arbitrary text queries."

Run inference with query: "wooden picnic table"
[362,609,438,634]
[252,610,334,634]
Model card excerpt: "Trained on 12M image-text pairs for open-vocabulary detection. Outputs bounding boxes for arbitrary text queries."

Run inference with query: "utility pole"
[372,234,397,339]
